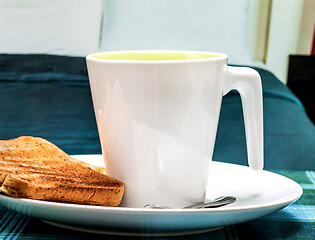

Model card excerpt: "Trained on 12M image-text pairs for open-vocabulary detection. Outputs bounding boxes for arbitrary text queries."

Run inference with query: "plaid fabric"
[0,170,314,240]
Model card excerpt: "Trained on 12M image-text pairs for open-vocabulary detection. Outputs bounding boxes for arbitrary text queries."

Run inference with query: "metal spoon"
[144,196,236,209]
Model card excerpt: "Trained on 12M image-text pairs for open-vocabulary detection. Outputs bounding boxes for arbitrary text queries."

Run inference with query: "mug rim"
[86,50,228,64]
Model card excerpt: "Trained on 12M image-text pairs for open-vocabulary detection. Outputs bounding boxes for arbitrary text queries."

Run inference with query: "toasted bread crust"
[0,175,123,206]
[0,136,124,206]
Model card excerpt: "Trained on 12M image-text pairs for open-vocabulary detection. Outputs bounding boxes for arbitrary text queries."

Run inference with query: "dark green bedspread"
[0,54,314,170]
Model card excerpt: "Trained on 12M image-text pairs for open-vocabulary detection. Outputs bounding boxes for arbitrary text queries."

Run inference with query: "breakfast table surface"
[0,169,314,240]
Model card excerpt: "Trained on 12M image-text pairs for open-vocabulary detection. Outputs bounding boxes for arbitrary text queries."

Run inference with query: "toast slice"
[0,136,124,206]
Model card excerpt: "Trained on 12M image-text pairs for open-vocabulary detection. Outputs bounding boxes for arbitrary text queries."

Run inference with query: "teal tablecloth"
[0,170,313,240]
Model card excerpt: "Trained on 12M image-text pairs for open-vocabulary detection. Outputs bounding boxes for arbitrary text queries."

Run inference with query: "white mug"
[86,51,263,208]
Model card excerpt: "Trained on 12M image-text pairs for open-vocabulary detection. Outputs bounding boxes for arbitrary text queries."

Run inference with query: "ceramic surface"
[0,155,302,236]
[86,51,264,208]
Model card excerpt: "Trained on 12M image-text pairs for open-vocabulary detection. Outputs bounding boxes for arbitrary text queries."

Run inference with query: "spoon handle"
[183,196,236,209]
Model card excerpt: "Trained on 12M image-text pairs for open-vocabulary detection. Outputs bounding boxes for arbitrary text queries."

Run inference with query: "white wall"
[266,0,315,84]
[0,0,256,66]
[99,0,252,65]
[0,0,102,56]
[0,0,314,85]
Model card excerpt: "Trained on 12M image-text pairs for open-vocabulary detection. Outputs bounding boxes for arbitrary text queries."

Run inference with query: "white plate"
[0,155,302,236]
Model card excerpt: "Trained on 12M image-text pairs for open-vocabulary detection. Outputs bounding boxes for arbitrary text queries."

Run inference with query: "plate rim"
[42,220,224,237]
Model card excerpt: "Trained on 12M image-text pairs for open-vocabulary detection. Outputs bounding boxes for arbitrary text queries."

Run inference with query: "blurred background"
[0,0,314,83]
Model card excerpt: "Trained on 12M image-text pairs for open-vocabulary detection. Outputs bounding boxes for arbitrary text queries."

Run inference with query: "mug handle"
[223,66,264,170]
